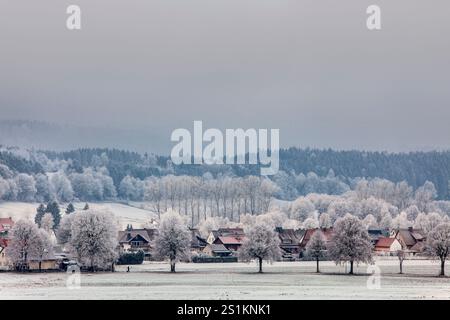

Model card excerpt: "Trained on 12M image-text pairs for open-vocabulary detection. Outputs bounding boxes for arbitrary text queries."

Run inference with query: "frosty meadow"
[170,121,279,176]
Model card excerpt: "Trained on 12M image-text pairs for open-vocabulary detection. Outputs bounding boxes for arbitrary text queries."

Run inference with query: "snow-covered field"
[0,201,157,229]
[1,260,449,300]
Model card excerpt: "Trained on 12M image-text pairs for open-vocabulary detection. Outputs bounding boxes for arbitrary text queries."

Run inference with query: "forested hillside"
[1,146,450,201]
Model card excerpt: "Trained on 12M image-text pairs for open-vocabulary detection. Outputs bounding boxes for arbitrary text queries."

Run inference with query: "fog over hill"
[0,120,167,154]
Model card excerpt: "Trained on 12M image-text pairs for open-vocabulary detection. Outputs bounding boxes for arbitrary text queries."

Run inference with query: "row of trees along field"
[6,209,450,276]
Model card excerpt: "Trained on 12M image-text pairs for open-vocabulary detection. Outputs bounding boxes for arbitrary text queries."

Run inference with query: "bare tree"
[397,250,405,274]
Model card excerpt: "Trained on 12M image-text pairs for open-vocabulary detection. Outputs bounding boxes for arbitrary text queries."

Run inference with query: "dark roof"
[410,241,425,252]
[395,228,425,247]
[208,244,230,253]
[118,228,158,244]
[276,228,302,244]
[217,228,245,237]
[190,228,208,248]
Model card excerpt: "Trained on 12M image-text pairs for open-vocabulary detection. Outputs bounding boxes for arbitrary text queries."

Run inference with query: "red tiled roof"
[217,236,244,245]
[0,217,14,232]
[375,237,397,248]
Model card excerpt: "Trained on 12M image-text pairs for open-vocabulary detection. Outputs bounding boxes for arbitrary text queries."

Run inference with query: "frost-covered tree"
[69,168,117,201]
[32,229,54,272]
[35,173,53,202]
[319,213,333,228]
[56,213,75,245]
[290,197,316,221]
[404,205,421,221]
[238,222,281,273]
[50,171,74,202]
[379,211,393,230]
[305,230,327,273]
[392,212,411,229]
[69,210,118,271]
[426,223,450,276]
[7,220,41,271]
[40,213,54,233]
[362,214,378,229]
[14,173,37,202]
[303,217,319,229]
[414,212,441,234]
[0,177,11,200]
[153,210,191,272]
[415,181,437,212]
[119,175,144,201]
[328,215,373,274]
[197,216,233,238]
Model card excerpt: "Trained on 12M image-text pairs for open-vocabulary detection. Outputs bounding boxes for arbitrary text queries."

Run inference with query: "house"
[299,228,334,251]
[118,228,158,254]
[374,237,402,254]
[368,228,389,246]
[203,243,232,257]
[207,228,245,245]
[190,228,208,252]
[0,238,10,269]
[213,235,245,252]
[0,217,14,238]
[391,227,426,254]
[275,227,305,257]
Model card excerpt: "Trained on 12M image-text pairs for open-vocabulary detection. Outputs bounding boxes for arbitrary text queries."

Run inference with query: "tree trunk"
[316,257,320,273]
[440,258,445,276]
[258,257,263,273]
[170,260,176,273]
[399,261,403,274]
[39,261,42,273]
[349,261,354,275]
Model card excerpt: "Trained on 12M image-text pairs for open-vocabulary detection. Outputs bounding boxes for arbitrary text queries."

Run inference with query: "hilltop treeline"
[1,146,450,202]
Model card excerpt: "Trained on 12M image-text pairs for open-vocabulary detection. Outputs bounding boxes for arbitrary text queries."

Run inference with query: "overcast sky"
[0,0,449,154]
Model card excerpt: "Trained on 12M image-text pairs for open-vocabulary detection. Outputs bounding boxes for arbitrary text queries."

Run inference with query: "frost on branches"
[328,215,373,274]
[7,219,53,271]
[69,210,118,271]
[426,222,450,276]
[238,222,281,273]
[153,210,191,272]
[305,230,327,273]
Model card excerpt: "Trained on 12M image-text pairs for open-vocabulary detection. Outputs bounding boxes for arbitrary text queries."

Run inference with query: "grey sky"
[0,0,449,154]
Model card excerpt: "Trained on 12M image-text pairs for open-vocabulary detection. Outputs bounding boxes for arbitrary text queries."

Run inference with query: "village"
[0,212,432,274]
